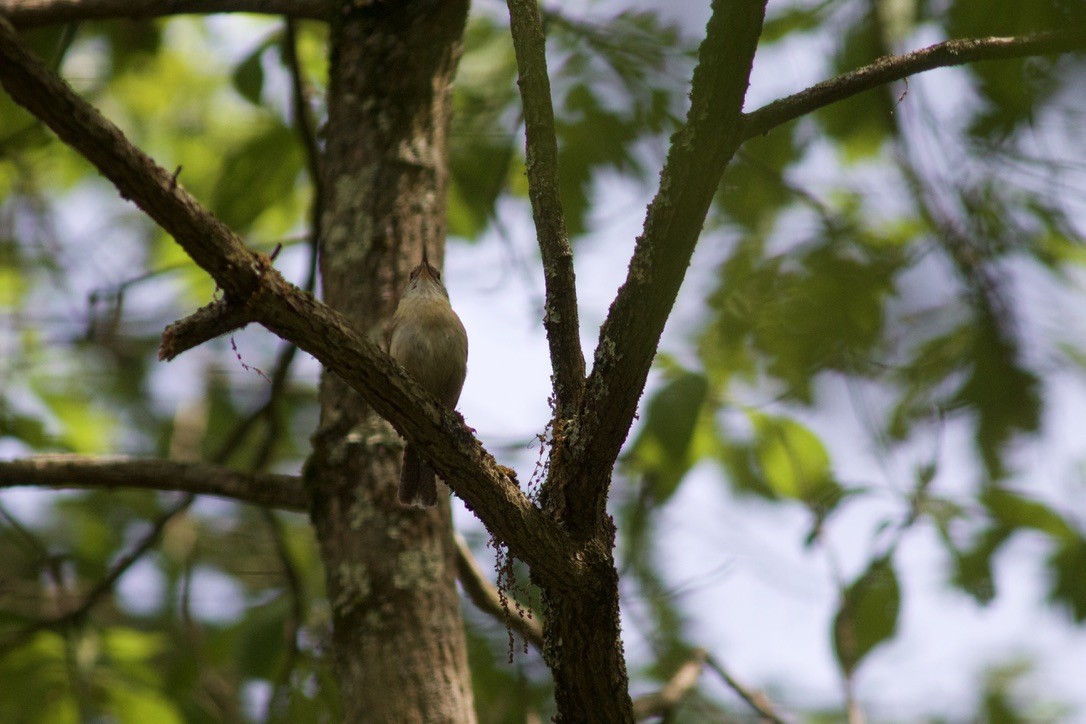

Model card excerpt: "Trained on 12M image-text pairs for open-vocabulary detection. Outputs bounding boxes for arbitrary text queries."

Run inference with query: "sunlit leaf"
[750,413,843,511]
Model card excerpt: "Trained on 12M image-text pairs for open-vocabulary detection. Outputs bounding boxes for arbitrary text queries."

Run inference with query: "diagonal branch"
[741,29,1086,141]
[0,16,581,590]
[1,0,333,28]
[568,0,769,535]
[505,0,586,426]
[454,534,544,650]
[632,648,709,720]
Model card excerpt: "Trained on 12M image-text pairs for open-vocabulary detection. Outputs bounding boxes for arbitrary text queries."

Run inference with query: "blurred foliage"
[2,0,1086,721]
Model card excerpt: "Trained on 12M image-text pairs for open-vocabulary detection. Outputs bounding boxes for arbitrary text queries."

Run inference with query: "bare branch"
[632,648,708,720]
[1,0,333,28]
[159,298,254,360]
[0,455,306,509]
[505,0,585,430]
[454,534,544,650]
[571,0,769,534]
[741,29,1086,141]
[705,654,789,724]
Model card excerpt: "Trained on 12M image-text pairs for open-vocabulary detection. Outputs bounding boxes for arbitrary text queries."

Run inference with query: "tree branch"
[505,0,586,430]
[0,455,306,508]
[454,534,544,650]
[570,0,769,534]
[159,298,254,360]
[741,29,1086,141]
[632,648,708,720]
[705,654,789,724]
[0,18,581,589]
[1,0,333,28]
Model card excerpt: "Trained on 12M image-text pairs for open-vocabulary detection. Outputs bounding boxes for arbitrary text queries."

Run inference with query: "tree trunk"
[305,3,475,721]
[539,524,634,721]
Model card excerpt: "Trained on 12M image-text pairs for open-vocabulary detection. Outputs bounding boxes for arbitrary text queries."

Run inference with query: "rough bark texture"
[303,2,475,721]
[538,526,633,722]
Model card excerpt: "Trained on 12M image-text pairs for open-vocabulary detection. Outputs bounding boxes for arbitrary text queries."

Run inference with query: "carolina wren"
[387,247,468,507]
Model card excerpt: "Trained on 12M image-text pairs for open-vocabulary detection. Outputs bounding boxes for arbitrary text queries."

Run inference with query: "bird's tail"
[399,444,438,508]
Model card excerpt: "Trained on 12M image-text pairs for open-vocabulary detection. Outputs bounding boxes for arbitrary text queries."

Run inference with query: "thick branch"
[505,0,585,425]
[570,0,768,534]
[1,0,333,28]
[0,16,580,590]
[742,29,1086,141]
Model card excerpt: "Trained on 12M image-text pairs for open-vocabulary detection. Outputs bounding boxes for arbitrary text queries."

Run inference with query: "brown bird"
[387,248,468,507]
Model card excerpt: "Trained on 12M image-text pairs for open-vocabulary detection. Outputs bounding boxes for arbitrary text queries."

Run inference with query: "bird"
[387,246,468,507]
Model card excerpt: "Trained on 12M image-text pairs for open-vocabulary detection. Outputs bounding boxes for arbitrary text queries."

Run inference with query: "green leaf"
[951,525,1011,605]
[957,323,1041,479]
[750,413,842,510]
[1048,536,1086,622]
[718,124,802,231]
[232,45,266,106]
[108,686,184,724]
[103,628,167,664]
[210,120,303,232]
[945,0,1081,137]
[833,556,901,675]
[627,369,710,501]
[704,237,900,403]
[237,596,291,678]
[982,488,1075,541]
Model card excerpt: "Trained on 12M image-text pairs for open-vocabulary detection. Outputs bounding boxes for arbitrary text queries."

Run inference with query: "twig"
[1,459,560,650]
[261,507,306,717]
[158,298,254,360]
[282,17,323,297]
[454,534,544,650]
[631,648,708,720]
[741,29,1086,141]
[705,654,789,724]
